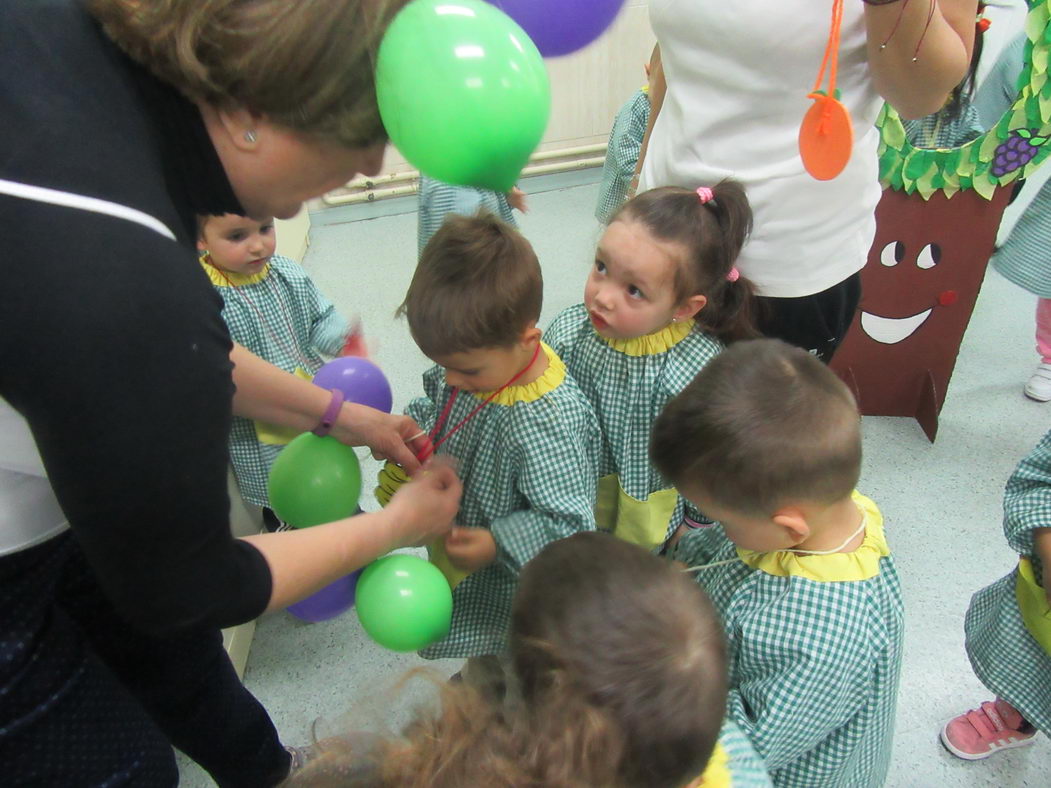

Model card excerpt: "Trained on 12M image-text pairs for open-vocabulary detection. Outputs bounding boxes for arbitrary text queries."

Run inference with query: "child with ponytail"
[545,182,757,551]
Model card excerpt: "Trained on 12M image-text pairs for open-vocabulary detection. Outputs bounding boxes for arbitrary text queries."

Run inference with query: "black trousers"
[0,533,289,787]
[755,272,862,364]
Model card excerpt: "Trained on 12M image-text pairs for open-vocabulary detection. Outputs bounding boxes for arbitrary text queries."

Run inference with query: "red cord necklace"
[417,342,543,463]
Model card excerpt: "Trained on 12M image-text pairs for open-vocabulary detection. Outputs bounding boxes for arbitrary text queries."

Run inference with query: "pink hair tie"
[695,186,714,204]
[726,267,740,283]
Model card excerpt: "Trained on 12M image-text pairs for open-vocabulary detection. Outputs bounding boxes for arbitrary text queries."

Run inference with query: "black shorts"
[755,272,862,364]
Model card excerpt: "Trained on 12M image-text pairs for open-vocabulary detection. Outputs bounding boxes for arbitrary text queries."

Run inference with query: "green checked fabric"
[596,88,650,224]
[717,717,774,787]
[544,303,722,551]
[992,176,1051,297]
[202,254,350,506]
[965,429,1051,733]
[406,344,600,660]
[672,494,904,788]
[417,176,516,257]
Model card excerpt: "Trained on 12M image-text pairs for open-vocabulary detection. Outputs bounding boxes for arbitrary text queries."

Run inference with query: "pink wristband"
[312,389,344,437]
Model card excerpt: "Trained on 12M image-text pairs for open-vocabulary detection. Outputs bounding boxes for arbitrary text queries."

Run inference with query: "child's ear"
[771,507,809,545]
[196,237,208,253]
[673,294,707,322]
[519,324,542,347]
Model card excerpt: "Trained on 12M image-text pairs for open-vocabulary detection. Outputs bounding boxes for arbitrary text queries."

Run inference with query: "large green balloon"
[376,0,550,192]
[267,433,362,528]
[356,555,453,652]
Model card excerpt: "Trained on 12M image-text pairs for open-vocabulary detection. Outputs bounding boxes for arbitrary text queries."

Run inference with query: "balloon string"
[416,342,543,463]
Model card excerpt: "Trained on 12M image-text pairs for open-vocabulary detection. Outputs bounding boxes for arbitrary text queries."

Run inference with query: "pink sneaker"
[940,699,1037,760]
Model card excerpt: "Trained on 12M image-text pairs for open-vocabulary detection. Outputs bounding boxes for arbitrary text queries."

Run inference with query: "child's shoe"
[940,699,1037,760]
[1024,363,1051,401]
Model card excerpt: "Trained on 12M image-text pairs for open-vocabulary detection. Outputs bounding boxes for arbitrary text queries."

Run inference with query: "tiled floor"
[179,175,1050,786]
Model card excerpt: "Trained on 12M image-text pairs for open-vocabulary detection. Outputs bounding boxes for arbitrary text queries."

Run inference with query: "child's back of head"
[651,338,862,516]
[299,533,727,787]
[399,212,542,358]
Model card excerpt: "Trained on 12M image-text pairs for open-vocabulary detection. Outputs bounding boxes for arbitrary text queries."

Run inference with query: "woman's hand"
[331,402,425,475]
[443,526,498,572]
[384,459,462,548]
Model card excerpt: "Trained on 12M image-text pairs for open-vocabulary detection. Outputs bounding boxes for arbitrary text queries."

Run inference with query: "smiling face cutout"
[829,186,1012,440]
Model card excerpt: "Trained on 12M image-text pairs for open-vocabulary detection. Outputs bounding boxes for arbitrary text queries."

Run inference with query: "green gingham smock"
[544,304,723,551]
[595,87,650,225]
[672,494,904,788]
[406,345,600,660]
[417,176,516,257]
[202,254,350,506]
[965,429,1051,733]
[712,717,774,787]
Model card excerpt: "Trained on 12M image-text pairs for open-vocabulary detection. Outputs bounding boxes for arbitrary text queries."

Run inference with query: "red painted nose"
[937,290,958,307]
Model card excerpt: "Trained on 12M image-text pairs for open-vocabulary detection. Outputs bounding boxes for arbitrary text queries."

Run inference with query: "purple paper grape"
[991,129,1047,177]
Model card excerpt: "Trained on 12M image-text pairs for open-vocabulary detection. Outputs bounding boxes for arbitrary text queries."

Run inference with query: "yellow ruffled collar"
[472,342,565,405]
[199,253,271,287]
[695,741,730,787]
[736,493,889,582]
[601,318,695,357]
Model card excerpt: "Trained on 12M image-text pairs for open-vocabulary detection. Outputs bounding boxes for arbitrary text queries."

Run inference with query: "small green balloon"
[356,555,453,652]
[376,0,550,192]
[267,433,362,528]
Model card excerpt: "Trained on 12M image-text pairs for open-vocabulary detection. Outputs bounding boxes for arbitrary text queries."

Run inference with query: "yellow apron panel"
[596,473,679,551]
[1015,556,1051,657]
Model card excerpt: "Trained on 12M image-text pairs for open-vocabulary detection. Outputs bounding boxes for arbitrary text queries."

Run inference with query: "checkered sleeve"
[542,306,580,360]
[1002,429,1051,556]
[670,524,728,567]
[404,366,444,433]
[489,399,598,572]
[727,587,876,772]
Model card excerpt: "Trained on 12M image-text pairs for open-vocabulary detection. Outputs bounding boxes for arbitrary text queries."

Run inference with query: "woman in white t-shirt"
[637,0,978,361]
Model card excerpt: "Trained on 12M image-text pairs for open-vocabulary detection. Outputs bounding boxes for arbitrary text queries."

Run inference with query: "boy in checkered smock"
[376,213,600,666]
[939,429,1051,761]
[652,339,904,788]
[545,181,758,552]
[198,214,352,511]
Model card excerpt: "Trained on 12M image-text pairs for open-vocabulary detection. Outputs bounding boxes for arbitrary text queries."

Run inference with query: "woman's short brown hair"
[651,338,862,516]
[87,0,407,147]
[398,213,543,358]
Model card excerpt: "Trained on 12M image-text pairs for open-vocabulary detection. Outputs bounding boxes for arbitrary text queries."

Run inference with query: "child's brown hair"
[88,0,406,148]
[295,533,727,788]
[398,213,543,359]
[614,182,758,344]
[651,338,862,516]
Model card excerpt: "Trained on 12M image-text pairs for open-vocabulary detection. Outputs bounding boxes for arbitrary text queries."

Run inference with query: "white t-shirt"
[0,397,69,556]
[641,0,885,298]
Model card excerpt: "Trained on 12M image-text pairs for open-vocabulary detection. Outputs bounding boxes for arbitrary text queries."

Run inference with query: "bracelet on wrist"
[312,389,345,437]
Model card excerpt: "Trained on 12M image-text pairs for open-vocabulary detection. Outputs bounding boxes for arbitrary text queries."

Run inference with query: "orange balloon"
[798,93,854,181]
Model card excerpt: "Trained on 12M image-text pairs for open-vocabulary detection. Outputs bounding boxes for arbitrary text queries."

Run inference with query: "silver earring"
[244,130,257,143]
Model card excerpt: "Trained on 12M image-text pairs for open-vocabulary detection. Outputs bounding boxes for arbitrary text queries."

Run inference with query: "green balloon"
[267,433,362,528]
[376,0,550,192]
[356,555,453,652]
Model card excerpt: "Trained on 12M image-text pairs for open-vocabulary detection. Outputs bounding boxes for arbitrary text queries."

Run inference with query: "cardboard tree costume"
[830,0,1051,440]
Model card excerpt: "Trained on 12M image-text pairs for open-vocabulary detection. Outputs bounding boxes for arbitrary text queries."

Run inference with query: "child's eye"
[627,285,644,300]
[261,224,274,235]
[228,232,245,242]
[594,260,607,274]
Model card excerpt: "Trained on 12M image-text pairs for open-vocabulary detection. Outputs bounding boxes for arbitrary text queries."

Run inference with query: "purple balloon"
[313,357,393,414]
[287,569,362,623]
[489,0,626,57]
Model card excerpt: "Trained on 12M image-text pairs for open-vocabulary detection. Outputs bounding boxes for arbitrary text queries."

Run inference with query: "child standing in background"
[545,182,757,552]
[416,176,527,256]
[595,46,657,224]
[378,213,599,674]
[941,429,1051,760]
[291,533,773,787]
[652,339,904,788]
[198,213,355,525]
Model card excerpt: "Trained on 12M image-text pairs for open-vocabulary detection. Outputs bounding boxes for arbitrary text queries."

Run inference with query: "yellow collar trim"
[601,319,695,357]
[694,741,730,787]
[736,493,889,582]
[472,343,565,405]
[199,254,271,287]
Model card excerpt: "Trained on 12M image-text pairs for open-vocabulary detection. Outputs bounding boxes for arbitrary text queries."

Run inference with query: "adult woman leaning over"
[0,1,459,785]
[637,0,978,362]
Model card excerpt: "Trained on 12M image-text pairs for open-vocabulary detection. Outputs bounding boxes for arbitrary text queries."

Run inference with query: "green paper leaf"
[882,117,906,151]
[904,150,930,180]
[1018,127,1034,139]
[973,173,997,200]
[1034,136,1050,146]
